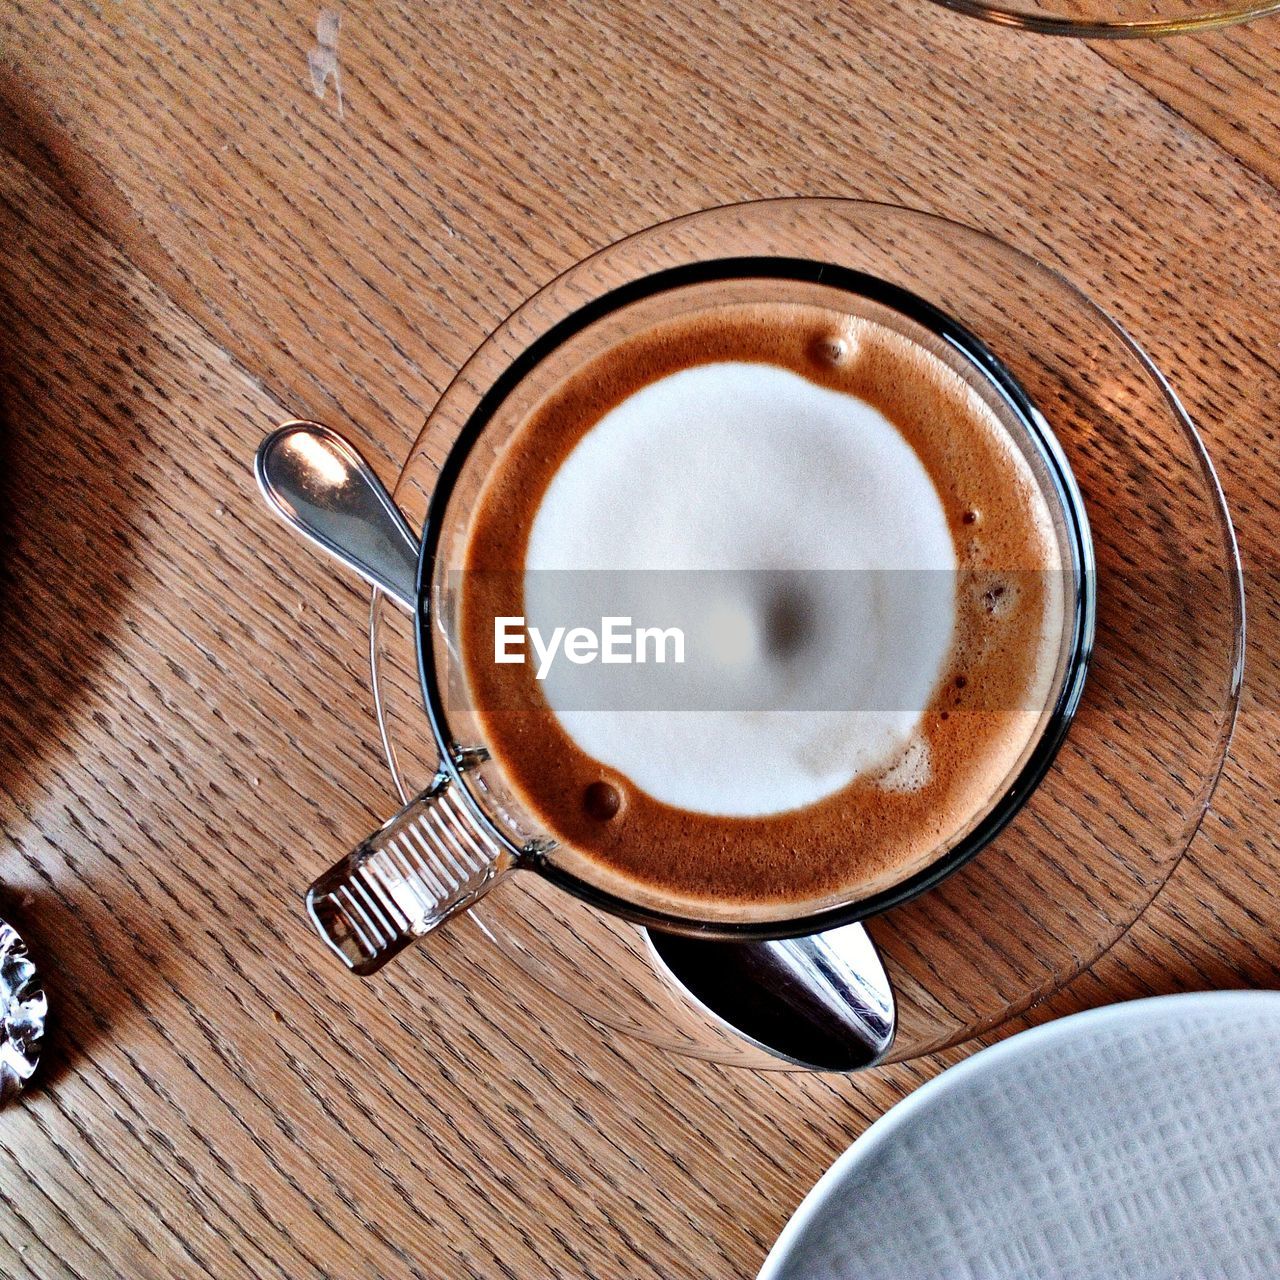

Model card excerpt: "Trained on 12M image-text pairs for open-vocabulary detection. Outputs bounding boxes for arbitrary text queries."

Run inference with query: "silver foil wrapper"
[0,919,46,1104]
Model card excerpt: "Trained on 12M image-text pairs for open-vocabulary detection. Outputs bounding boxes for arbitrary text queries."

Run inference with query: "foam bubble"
[875,735,933,794]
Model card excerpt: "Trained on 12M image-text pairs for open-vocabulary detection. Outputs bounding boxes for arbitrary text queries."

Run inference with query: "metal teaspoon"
[255,420,896,1071]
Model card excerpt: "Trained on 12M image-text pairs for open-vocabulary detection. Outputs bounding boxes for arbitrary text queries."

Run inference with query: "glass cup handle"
[254,422,513,974]
[306,771,516,975]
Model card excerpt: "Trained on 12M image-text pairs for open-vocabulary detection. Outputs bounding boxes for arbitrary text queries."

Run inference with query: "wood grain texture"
[1097,20,1280,189]
[0,2,1276,1277]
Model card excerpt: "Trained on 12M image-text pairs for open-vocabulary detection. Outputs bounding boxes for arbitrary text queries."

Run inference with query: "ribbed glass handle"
[306,772,514,975]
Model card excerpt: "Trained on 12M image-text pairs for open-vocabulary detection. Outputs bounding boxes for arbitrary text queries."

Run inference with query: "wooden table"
[0,4,1277,1276]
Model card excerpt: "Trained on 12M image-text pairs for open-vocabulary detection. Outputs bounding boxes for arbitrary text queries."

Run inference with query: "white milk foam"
[524,361,958,817]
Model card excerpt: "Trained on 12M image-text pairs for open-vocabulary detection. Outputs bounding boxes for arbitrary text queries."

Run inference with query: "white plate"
[761,992,1280,1280]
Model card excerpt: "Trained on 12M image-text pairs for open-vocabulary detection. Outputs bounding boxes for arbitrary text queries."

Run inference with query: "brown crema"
[458,300,1066,920]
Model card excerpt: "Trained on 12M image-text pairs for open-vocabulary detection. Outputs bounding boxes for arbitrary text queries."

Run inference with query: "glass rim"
[412,250,1097,940]
[924,0,1280,37]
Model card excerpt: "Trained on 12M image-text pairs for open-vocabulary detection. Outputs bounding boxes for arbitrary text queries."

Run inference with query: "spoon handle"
[255,420,420,611]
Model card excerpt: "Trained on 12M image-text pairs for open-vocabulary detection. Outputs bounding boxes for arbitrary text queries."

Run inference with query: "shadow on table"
[0,74,171,1074]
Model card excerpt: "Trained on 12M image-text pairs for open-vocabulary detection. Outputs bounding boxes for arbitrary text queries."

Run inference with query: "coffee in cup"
[457,288,1076,918]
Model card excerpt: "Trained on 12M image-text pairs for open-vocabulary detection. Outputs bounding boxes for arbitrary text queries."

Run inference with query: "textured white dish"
[761,992,1280,1280]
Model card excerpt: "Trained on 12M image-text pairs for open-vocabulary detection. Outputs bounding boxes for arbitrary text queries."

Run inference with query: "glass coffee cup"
[286,254,1094,978]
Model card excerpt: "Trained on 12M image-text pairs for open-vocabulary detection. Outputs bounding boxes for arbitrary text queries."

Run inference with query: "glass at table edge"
[926,0,1280,37]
